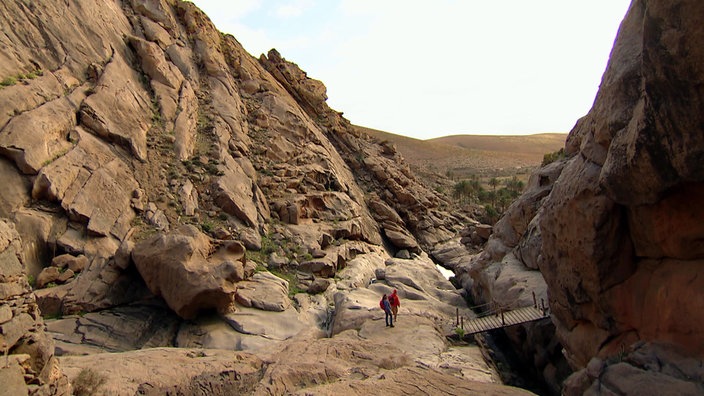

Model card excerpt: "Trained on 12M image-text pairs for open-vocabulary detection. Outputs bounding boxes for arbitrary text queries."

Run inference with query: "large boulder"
[132,225,245,319]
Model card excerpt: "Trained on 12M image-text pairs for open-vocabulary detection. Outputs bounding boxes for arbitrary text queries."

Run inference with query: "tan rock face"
[458,0,704,393]
[539,0,704,370]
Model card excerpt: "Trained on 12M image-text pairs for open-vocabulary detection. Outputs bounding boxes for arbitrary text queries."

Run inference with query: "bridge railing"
[451,292,549,333]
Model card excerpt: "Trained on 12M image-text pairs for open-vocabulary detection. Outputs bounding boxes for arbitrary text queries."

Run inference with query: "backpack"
[379,298,385,310]
[389,294,397,306]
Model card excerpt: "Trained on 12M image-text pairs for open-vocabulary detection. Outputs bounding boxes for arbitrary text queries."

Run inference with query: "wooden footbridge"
[453,293,550,335]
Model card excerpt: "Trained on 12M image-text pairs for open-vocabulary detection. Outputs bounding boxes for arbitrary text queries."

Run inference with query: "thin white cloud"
[188,0,262,20]
[275,0,315,19]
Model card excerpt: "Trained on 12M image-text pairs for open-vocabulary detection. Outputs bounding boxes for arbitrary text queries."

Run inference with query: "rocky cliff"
[0,0,527,395]
[0,0,462,319]
[0,220,70,395]
[458,0,704,394]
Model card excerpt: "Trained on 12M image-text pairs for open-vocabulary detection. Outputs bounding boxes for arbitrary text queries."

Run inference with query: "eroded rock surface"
[457,1,704,394]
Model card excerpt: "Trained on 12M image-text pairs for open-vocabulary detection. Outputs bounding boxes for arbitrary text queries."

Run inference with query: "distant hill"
[356,126,566,178]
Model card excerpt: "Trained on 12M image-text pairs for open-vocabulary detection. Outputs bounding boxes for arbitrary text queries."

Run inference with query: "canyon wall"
[461,0,704,394]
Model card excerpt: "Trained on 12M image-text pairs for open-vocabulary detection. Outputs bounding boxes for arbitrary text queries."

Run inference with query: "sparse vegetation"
[72,368,107,396]
[42,312,63,320]
[245,233,277,264]
[131,218,158,242]
[270,268,303,297]
[542,148,565,166]
[41,147,72,167]
[452,175,525,223]
[150,98,163,127]
[0,76,17,87]
[0,69,43,89]
[254,263,267,272]
[200,219,214,233]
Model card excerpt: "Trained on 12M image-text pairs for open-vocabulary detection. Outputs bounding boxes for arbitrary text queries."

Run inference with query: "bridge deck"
[464,306,547,335]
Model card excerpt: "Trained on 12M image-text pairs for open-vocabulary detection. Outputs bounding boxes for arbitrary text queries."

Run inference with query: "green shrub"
[483,204,500,224]
[542,148,565,166]
[0,76,17,87]
[270,269,303,297]
[201,220,214,233]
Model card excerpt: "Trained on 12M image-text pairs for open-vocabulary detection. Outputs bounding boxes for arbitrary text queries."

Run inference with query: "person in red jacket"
[389,289,400,321]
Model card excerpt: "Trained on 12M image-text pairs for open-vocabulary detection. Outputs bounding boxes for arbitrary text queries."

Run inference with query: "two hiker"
[380,289,401,328]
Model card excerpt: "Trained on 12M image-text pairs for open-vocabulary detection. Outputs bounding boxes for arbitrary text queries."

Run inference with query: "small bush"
[542,148,565,166]
[270,269,302,297]
[201,220,214,233]
[73,368,107,396]
[483,204,500,224]
[0,76,17,87]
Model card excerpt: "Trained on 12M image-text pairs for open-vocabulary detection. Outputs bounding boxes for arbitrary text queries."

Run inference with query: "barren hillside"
[356,126,566,177]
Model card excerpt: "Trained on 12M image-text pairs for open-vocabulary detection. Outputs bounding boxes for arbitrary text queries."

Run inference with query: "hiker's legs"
[392,306,398,320]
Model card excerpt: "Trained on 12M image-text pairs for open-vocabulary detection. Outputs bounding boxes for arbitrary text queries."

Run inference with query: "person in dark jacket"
[380,294,394,327]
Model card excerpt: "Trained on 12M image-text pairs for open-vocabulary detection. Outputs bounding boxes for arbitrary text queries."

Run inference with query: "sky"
[189,0,632,140]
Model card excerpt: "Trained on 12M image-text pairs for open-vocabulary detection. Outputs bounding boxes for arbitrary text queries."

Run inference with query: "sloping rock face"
[0,0,463,319]
[0,219,70,395]
[0,0,524,394]
[259,49,466,252]
[463,0,704,394]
